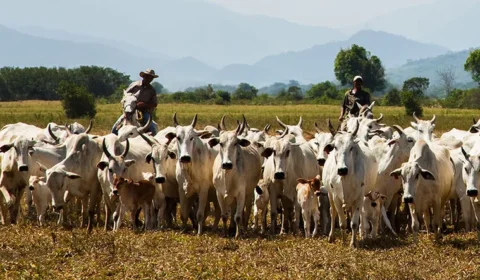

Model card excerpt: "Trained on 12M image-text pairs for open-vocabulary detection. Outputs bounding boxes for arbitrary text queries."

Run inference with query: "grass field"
[1,101,480,279]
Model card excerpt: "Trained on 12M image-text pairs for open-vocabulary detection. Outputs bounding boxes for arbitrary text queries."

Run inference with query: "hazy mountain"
[387,49,476,87]
[0,25,215,90]
[0,0,344,67]
[211,30,449,86]
[358,0,480,51]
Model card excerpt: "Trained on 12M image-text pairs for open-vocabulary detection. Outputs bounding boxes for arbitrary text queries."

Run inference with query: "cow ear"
[410,122,418,130]
[324,144,334,154]
[125,160,136,167]
[255,185,263,195]
[146,153,152,164]
[238,138,251,147]
[165,132,176,141]
[297,178,308,184]
[65,172,81,180]
[420,169,435,181]
[37,162,48,173]
[200,132,213,139]
[168,151,177,159]
[390,168,402,179]
[364,191,372,198]
[261,148,274,158]
[380,194,387,200]
[208,137,220,148]
[469,126,479,133]
[97,161,109,171]
[0,143,14,153]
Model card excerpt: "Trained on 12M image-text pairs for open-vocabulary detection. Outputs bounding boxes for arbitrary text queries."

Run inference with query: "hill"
[211,30,449,86]
[0,0,344,67]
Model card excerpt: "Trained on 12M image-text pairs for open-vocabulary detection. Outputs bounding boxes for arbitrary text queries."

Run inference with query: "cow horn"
[473,118,477,125]
[392,125,405,136]
[64,123,72,136]
[314,122,322,133]
[297,116,303,128]
[351,120,360,137]
[85,119,94,134]
[245,120,251,131]
[277,127,289,139]
[102,138,113,159]
[264,124,271,133]
[237,115,247,135]
[138,114,152,134]
[368,101,376,110]
[190,114,198,128]
[139,132,158,147]
[412,112,420,123]
[48,124,59,142]
[219,115,227,131]
[121,139,130,158]
[276,116,287,129]
[328,119,336,136]
[173,112,179,127]
[375,113,384,123]
[430,115,436,124]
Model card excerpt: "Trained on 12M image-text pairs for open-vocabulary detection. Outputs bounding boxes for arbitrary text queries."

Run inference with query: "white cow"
[312,119,337,167]
[345,114,385,141]
[39,134,103,232]
[390,140,455,242]
[275,116,306,143]
[460,142,480,238]
[323,121,378,247]
[117,115,153,141]
[173,113,221,235]
[209,117,262,238]
[28,176,52,226]
[261,128,318,235]
[142,171,166,229]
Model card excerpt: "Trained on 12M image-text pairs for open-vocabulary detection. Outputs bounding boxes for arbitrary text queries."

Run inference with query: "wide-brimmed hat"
[140,69,159,78]
[353,75,363,82]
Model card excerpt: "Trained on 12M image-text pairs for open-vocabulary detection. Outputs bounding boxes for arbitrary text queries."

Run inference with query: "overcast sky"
[206,0,438,28]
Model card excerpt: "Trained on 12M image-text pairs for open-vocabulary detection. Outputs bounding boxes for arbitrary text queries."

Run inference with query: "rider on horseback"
[111,69,158,135]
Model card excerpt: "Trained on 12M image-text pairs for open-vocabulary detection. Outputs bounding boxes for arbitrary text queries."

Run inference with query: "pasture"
[1,101,480,279]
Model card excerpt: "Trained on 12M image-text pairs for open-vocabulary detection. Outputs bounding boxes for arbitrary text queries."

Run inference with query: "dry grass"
[1,101,480,279]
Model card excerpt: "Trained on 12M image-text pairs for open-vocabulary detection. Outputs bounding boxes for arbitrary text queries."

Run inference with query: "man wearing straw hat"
[111,69,159,135]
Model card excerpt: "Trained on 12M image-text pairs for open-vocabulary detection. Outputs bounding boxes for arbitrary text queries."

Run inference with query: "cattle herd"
[2,102,480,248]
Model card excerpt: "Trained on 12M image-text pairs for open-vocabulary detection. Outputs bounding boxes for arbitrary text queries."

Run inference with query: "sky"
[206,0,438,28]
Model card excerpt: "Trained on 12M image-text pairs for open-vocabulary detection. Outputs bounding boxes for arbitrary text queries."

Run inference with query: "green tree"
[57,81,96,118]
[232,83,258,100]
[216,90,231,103]
[402,77,430,99]
[305,81,337,99]
[334,44,386,92]
[383,88,402,106]
[465,49,480,86]
[151,81,164,93]
[401,91,423,117]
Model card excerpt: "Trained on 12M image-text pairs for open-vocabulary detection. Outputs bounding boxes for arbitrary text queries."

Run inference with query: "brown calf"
[113,174,156,231]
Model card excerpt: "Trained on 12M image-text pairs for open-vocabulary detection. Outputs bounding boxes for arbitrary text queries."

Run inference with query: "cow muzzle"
[180,156,191,163]
[371,202,377,207]
[28,186,34,191]
[317,158,326,166]
[337,167,348,176]
[274,172,285,180]
[53,205,63,212]
[467,189,478,197]
[156,177,166,184]
[404,196,414,204]
[222,162,233,170]
[19,165,29,172]
[113,190,119,196]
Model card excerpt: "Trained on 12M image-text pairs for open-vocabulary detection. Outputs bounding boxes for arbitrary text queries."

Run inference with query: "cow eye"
[190,137,194,141]
[129,133,134,136]
[286,150,290,157]
[415,174,419,180]
[109,168,113,173]
[465,167,469,174]
[419,130,423,133]
[368,125,372,129]
[177,137,182,141]
[350,147,353,151]
[314,142,319,146]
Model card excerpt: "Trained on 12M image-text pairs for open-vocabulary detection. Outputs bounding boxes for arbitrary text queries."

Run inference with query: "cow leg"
[328,195,338,243]
[269,191,278,235]
[216,190,229,236]
[243,190,254,230]
[10,187,25,224]
[295,199,302,236]
[433,202,443,242]
[460,196,473,232]
[302,209,310,238]
[104,202,112,231]
[178,183,189,231]
[312,208,320,238]
[350,199,362,248]
[113,204,125,232]
[281,198,294,235]
[410,205,420,243]
[131,206,138,231]
[235,192,246,239]
[253,205,259,232]
[80,196,89,228]
[87,188,100,233]
[144,202,152,231]
[26,190,34,218]
[211,193,221,232]
[196,188,209,235]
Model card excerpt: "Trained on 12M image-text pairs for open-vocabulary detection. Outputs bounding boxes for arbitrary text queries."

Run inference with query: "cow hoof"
[328,235,335,243]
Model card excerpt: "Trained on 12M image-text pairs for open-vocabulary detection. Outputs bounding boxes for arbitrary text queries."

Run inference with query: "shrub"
[57,81,96,118]
[401,91,423,117]
[383,88,402,106]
